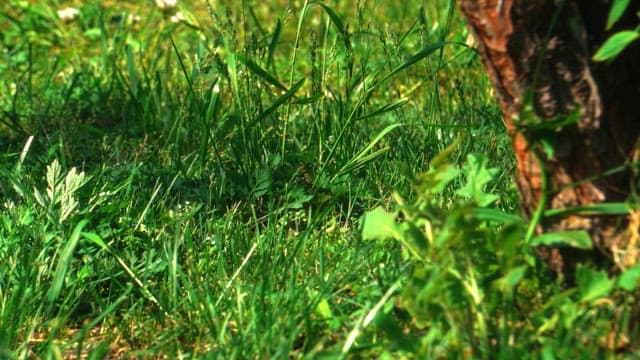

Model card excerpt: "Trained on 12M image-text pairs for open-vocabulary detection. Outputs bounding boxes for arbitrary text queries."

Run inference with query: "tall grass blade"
[376,41,450,85]
[47,219,88,313]
[82,232,167,315]
[134,179,162,232]
[125,45,139,98]
[314,3,347,36]
[358,98,409,120]
[333,123,403,179]
[236,54,287,92]
[544,202,629,217]
[251,78,305,126]
[267,19,282,71]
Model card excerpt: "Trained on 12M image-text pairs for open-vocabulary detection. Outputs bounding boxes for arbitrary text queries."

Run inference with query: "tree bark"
[458,0,640,277]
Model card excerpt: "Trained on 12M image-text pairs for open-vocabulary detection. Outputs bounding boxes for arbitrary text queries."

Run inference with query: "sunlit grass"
[8,0,636,358]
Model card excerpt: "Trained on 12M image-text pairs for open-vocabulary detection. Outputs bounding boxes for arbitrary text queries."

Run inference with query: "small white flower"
[57,7,79,22]
[3,200,15,210]
[127,13,141,23]
[170,11,185,23]
[155,0,178,10]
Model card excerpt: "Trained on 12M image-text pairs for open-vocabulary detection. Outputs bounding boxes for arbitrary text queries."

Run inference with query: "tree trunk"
[458,0,640,278]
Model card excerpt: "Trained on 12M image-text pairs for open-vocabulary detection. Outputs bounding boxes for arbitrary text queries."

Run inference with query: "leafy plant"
[360,140,640,357]
[593,0,639,62]
[32,159,89,224]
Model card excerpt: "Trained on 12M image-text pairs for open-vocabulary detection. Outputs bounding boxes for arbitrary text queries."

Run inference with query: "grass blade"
[267,19,282,71]
[544,202,629,217]
[236,53,288,92]
[376,41,449,85]
[47,219,88,313]
[251,77,305,126]
[358,98,409,120]
[333,124,403,179]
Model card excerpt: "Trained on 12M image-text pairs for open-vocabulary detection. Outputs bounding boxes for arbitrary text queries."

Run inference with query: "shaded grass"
[0,0,531,358]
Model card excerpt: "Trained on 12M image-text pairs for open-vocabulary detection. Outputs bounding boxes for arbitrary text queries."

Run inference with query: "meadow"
[0,0,638,358]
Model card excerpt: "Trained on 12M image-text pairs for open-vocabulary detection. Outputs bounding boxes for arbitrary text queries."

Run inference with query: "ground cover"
[0,0,638,358]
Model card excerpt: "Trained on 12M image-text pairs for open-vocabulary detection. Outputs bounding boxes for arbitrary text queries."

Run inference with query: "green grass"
[1,0,638,358]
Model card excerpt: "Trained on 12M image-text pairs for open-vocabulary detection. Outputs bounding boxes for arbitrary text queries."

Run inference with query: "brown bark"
[458,0,640,277]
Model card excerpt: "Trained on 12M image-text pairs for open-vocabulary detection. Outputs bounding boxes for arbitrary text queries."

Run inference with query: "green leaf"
[418,164,459,195]
[505,266,527,286]
[456,153,499,206]
[429,135,461,168]
[530,230,592,250]
[544,202,629,217]
[576,265,614,302]
[617,263,640,291]
[607,0,631,29]
[83,28,102,39]
[473,208,524,224]
[414,137,462,196]
[315,298,333,319]
[525,106,580,132]
[539,136,556,159]
[361,207,401,241]
[593,30,640,62]
[286,187,313,209]
[495,266,528,292]
[82,231,109,250]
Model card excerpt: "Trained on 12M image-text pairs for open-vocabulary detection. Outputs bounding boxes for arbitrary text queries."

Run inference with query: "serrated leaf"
[419,164,459,195]
[456,153,499,206]
[576,265,614,302]
[530,230,592,250]
[593,30,639,62]
[361,207,400,241]
[286,187,313,209]
[617,263,640,291]
[250,168,272,200]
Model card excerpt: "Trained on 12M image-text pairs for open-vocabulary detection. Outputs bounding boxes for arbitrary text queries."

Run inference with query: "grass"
[1,0,638,358]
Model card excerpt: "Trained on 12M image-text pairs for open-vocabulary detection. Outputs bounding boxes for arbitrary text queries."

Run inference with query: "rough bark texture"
[458,0,640,277]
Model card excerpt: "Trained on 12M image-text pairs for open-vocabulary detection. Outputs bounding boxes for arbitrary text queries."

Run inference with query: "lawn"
[0,0,637,358]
